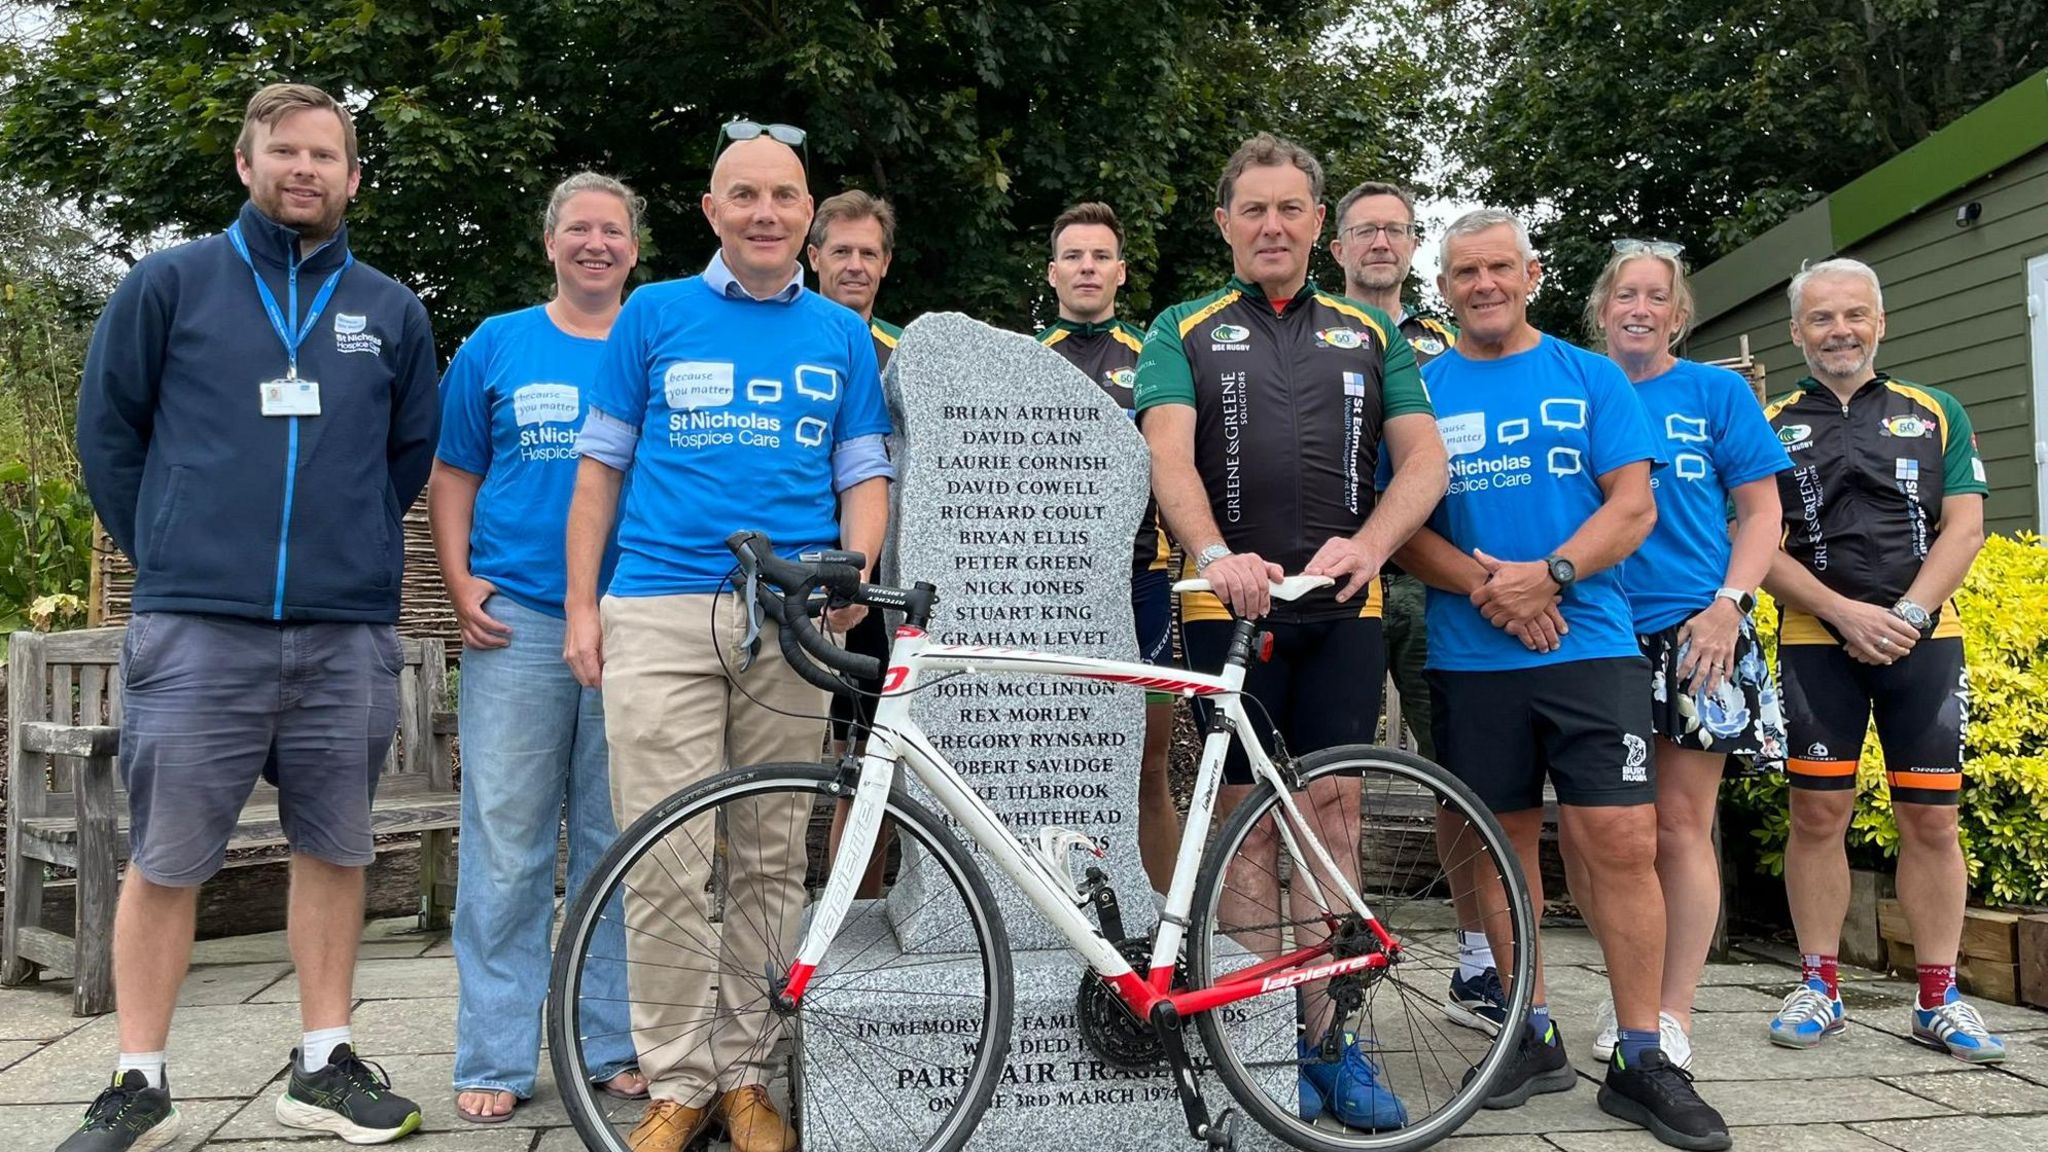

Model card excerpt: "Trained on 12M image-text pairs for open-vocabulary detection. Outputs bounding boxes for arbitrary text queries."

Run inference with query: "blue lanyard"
[226,224,353,378]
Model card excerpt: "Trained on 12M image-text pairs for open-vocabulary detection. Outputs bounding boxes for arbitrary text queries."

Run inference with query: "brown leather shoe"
[627,1099,713,1152]
[719,1084,797,1152]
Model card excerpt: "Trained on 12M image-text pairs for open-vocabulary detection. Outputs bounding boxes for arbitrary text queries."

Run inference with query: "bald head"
[703,136,813,297]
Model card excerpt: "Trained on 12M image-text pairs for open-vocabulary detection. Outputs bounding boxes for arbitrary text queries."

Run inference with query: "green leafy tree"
[1,1,1446,348]
[1428,0,2047,334]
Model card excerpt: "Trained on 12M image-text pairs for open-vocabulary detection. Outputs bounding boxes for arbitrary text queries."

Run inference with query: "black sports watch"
[1544,553,1576,592]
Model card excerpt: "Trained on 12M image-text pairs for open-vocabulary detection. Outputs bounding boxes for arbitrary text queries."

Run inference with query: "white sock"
[116,1051,167,1090]
[1458,930,1496,981]
[300,1027,354,1073]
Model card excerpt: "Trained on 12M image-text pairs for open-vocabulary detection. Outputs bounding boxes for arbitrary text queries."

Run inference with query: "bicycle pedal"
[1203,1107,1237,1149]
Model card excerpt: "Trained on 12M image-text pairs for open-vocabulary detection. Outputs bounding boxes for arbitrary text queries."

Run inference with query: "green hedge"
[1724,534,2048,904]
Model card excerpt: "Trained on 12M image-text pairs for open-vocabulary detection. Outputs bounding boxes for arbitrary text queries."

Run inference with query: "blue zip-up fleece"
[78,201,440,623]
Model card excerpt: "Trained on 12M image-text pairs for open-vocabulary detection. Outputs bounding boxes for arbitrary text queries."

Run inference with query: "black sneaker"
[56,1071,180,1152]
[1598,1048,1731,1151]
[1464,1021,1577,1109]
[274,1044,423,1144]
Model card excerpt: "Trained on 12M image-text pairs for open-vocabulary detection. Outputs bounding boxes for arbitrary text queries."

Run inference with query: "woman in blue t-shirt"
[430,173,646,1122]
[1577,241,1792,1071]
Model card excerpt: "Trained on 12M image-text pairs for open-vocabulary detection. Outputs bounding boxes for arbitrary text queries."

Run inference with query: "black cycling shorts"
[1781,636,1966,806]
[1428,656,1657,813]
[1180,615,1385,785]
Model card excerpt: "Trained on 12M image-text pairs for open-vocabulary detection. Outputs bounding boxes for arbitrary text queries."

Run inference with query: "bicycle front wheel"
[1189,746,1536,1152]
[548,762,1015,1152]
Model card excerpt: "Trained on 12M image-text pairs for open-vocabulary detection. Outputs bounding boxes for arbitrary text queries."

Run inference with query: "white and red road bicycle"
[548,532,1535,1152]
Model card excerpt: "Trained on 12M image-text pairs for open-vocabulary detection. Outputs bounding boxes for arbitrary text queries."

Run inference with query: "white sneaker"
[1592,998,1618,1060]
[1591,1000,1692,1070]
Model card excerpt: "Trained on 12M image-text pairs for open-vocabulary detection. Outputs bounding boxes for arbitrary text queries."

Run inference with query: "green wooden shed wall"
[1688,70,2048,536]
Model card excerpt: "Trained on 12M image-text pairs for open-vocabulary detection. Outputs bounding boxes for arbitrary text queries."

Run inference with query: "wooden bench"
[3,625,458,1015]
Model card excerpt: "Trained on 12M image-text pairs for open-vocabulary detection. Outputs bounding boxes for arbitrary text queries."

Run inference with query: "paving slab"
[189,917,437,967]
[206,1134,535,1152]
[0,1041,41,1071]
[0,983,92,1041]
[253,957,459,1004]
[1534,932,1610,968]
[213,1054,569,1140]
[0,1098,239,1151]
[1455,1079,1632,1136]
[1438,1137,1563,1151]
[0,1002,307,1103]
[1880,1067,2048,1114]
[1978,1029,2048,1087]
[179,962,292,1007]
[1685,984,1786,1014]
[1852,1113,2048,1149]
[351,995,463,1055]
[1549,1124,1898,1151]
[1843,985,2048,1038]
[1705,1076,1953,1126]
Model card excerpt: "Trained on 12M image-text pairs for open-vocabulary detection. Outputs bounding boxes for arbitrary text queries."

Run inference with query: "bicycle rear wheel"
[548,763,1014,1152]
[1188,746,1536,1152]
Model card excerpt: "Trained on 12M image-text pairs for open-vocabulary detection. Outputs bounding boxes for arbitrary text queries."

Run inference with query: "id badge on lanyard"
[227,224,353,419]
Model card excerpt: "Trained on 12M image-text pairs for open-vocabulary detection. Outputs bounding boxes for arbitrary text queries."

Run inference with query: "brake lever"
[738,565,764,672]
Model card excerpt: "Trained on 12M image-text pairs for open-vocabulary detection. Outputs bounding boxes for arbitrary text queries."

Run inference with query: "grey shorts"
[119,613,402,885]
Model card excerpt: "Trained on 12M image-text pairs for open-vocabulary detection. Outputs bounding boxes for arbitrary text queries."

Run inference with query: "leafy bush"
[0,468,94,632]
[1724,534,2048,904]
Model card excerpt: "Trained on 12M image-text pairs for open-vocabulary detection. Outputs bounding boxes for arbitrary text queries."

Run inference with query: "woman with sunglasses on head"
[1573,240,1792,1069]
[430,172,648,1123]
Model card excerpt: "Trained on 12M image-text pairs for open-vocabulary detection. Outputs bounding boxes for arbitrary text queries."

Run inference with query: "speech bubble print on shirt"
[664,361,735,409]
[1666,414,1710,443]
[1547,446,1584,476]
[513,382,580,426]
[1541,397,1588,431]
[1437,411,1487,457]
[794,364,840,401]
[1675,453,1709,481]
[795,416,830,447]
[1496,418,1531,446]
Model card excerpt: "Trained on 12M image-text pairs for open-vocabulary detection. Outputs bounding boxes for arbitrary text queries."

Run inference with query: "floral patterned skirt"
[1639,609,1787,774]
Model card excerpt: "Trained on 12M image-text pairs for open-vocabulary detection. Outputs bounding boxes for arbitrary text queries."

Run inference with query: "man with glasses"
[1035,201,1180,893]
[564,120,893,1152]
[1135,133,1446,1131]
[1326,182,1506,1037]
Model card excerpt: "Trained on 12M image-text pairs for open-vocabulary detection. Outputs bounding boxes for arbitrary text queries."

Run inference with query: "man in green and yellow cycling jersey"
[1134,132,1447,1132]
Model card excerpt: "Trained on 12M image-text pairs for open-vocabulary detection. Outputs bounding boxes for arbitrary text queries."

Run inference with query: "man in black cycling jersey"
[1133,132,1447,1132]
[1761,258,2003,1062]
[1035,201,1180,893]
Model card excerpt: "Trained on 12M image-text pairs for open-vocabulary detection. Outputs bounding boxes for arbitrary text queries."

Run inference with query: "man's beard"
[255,185,345,243]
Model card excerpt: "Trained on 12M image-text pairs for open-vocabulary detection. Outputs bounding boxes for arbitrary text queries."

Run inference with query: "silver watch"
[1195,543,1232,573]
[1892,598,1933,635]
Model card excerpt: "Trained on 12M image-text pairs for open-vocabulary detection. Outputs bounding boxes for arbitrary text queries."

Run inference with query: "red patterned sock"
[1800,952,1839,998]
[1917,963,1956,1009]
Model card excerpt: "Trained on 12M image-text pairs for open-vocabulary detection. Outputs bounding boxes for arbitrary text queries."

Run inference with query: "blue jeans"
[452,596,635,1096]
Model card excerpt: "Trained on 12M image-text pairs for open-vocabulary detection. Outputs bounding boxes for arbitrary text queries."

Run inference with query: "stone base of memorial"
[794,905,1291,1152]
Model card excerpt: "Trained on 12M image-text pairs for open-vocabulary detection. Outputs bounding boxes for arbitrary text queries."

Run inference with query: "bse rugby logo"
[1105,368,1136,392]
[1622,734,1648,782]
[1882,414,1932,438]
[1411,335,1446,356]
[1211,323,1250,342]
[1777,423,1812,448]
[1314,327,1365,350]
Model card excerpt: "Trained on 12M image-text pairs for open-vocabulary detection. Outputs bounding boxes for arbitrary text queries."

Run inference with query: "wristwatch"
[1195,543,1232,574]
[1715,586,1757,614]
[1892,598,1934,636]
[1543,553,1576,592]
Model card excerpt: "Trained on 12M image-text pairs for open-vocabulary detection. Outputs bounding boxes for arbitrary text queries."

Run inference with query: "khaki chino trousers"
[600,592,826,1106]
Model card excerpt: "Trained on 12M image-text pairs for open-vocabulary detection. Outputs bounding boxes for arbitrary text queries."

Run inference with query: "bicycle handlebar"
[726,531,886,694]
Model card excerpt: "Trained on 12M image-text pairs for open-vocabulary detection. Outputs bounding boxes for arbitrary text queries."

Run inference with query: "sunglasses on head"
[711,120,809,169]
[1612,237,1685,259]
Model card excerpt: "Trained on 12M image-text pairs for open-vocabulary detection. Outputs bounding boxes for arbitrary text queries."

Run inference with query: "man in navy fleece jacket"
[66,83,437,1151]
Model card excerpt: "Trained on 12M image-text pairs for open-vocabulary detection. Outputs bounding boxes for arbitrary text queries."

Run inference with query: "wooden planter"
[2019,915,2048,1009]
[1877,898,2022,1004]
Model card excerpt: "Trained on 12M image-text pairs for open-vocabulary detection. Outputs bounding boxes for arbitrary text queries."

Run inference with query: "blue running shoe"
[1767,982,1845,1049]
[1297,1071,1326,1120]
[1912,987,2006,1063]
[1298,1032,1408,1131]
[1444,967,1509,1035]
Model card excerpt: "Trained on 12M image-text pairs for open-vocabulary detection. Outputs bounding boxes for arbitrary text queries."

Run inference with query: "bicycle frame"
[780,622,1400,1024]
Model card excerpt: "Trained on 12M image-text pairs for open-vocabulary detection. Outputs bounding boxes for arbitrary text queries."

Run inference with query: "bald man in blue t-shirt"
[563,129,892,1152]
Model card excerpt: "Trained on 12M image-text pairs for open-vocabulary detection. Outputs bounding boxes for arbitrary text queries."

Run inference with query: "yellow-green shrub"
[1722,534,2048,904]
